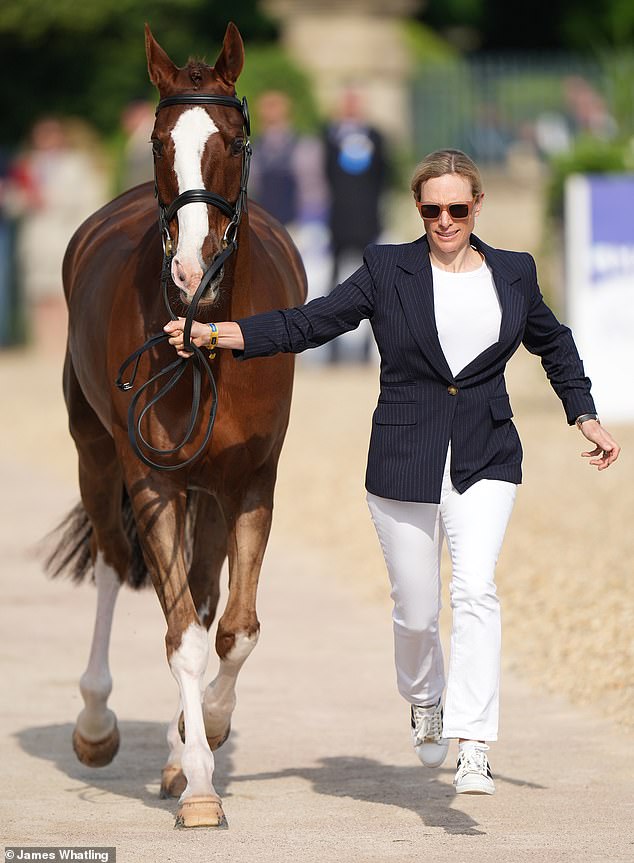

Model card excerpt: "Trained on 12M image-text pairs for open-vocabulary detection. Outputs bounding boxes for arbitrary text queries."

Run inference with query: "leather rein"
[115,91,252,471]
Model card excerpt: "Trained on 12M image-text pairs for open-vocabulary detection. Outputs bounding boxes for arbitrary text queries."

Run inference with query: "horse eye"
[151,139,163,158]
[231,137,244,155]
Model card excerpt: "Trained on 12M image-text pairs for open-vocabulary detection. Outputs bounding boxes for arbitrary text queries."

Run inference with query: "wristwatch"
[575,412,599,430]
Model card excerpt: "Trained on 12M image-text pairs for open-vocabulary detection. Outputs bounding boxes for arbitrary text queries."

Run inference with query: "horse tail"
[43,501,94,585]
[44,490,197,589]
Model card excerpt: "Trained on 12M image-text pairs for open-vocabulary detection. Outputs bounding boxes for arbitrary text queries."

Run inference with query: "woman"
[164,149,620,795]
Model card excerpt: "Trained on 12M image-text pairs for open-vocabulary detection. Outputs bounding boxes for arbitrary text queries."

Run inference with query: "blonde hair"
[410,149,483,201]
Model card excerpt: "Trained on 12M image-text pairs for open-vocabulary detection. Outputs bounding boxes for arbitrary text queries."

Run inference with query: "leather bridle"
[115,91,252,471]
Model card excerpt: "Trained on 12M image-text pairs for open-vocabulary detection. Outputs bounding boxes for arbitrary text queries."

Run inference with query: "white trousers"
[367,447,516,741]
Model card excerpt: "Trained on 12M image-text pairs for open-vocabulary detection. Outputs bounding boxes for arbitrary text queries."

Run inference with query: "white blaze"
[170,107,219,272]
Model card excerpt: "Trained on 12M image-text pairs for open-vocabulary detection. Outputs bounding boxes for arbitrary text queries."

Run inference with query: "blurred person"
[249,90,325,233]
[535,76,617,160]
[0,148,19,346]
[163,148,620,796]
[323,85,388,362]
[465,102,512,165]
[249,90,330,364]
[120,100,156,190]
[13,116,108,350]
[563,75,617,141]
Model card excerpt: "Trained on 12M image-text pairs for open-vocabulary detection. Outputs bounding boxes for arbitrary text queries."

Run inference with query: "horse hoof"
[160,765,187,799]
[72,721,120,767]
[174,796,228,829]
[207,722,231,751]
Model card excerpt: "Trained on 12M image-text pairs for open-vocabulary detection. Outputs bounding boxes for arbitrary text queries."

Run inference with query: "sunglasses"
[415,200,475,220]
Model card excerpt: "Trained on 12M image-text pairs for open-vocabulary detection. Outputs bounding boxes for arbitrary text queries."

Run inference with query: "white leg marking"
[203,632,259,735]
[76,552,120,741]
[169,623,217,799]
[170,108,219,291]
[165,697,185,768]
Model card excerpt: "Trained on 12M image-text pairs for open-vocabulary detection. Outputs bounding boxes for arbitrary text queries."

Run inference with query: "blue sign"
[589,175,634,287]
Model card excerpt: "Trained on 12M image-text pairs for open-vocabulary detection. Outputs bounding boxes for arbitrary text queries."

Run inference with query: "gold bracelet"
[208,323,218,359]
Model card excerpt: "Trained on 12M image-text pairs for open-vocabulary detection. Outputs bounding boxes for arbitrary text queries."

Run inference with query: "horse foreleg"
[202,478,274,747]
[125,473,226,828]
[73,552,121,767]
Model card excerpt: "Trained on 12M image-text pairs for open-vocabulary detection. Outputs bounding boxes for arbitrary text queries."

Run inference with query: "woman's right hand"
[163,319,211,357]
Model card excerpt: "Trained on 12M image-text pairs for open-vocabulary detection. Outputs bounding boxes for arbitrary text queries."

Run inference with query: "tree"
[0,0,277,149]
[419,0,634,52]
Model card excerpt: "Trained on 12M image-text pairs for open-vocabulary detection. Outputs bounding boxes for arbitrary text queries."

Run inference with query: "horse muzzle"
[172,256,224,305]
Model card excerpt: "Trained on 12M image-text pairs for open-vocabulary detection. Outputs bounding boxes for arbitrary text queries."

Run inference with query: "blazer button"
[447,385,459,396]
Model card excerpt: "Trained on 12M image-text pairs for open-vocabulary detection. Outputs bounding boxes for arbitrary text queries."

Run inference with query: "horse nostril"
[173,259,187,285]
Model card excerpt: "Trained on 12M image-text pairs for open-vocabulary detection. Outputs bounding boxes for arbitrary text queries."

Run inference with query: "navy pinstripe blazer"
[235,234,596,503]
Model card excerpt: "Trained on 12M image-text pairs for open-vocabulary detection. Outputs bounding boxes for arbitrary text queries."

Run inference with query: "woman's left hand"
[579,420,620,470]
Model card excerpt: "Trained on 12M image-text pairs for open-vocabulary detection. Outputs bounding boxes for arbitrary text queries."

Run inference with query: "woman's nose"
[438,209,451,228]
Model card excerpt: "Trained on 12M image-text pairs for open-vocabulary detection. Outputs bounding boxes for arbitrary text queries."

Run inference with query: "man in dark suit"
[165,149,620,796]
[323,86,387,362]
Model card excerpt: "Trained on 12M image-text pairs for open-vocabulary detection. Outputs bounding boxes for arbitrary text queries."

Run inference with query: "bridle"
[155,93,251,258]
[115,91,252,471]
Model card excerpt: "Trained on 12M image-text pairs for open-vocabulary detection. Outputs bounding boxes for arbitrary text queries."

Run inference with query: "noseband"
[115,91,252,471]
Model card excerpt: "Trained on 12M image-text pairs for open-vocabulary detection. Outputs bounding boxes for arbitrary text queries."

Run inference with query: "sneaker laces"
[457,744,489,777]
[411,703,443,746]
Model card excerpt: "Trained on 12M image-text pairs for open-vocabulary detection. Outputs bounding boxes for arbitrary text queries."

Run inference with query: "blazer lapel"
[394,237,455,383]
[455,236,527,379]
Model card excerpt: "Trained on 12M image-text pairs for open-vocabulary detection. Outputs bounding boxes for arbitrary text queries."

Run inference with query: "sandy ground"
[1,339,633,861]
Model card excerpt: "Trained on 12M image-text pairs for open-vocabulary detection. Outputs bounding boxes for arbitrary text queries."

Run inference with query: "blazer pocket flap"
[374,403,417,425]
[489,394,514,421]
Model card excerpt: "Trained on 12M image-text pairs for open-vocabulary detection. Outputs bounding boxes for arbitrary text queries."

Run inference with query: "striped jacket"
[235,234,595,503]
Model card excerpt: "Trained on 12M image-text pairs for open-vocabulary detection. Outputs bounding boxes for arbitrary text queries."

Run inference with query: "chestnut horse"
[48,23,306,828]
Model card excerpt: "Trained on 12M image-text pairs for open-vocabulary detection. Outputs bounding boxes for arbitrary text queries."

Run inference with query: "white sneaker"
[411,700,449,768]
[453,743,495,794]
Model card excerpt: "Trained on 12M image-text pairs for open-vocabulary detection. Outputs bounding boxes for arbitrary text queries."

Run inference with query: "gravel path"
[1,344,633,861]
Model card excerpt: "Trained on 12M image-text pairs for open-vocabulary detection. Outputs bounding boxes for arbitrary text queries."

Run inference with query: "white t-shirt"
[432,259,502,377]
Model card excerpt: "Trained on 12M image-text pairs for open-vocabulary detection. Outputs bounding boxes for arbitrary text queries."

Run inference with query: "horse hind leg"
[160,697,187,799]
[64,354,129,766]
[73,551,122,767]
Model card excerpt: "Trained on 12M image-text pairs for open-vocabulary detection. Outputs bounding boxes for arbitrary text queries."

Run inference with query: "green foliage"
[0,0,279,150]
[546,136,633,220]
[494,73,570,124]
[602,50,634,138]
[563,0,634,51]
[419,0,634,51]
[239,45,321,136]
[400,19,458,64]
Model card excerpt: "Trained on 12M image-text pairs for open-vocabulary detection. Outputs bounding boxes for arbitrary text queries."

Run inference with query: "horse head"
[145,23,249,305]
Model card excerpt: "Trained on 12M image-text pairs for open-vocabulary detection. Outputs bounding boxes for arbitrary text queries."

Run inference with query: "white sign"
[565,173,634,423]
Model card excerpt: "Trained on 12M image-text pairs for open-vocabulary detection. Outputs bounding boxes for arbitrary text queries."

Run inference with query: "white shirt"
[432,260,502,377]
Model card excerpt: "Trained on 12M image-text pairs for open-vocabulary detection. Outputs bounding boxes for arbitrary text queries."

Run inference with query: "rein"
[115,91,252,471]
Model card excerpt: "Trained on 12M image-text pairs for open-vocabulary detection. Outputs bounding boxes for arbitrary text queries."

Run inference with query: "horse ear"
[213,22,244,86]
[145,24,179,90]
